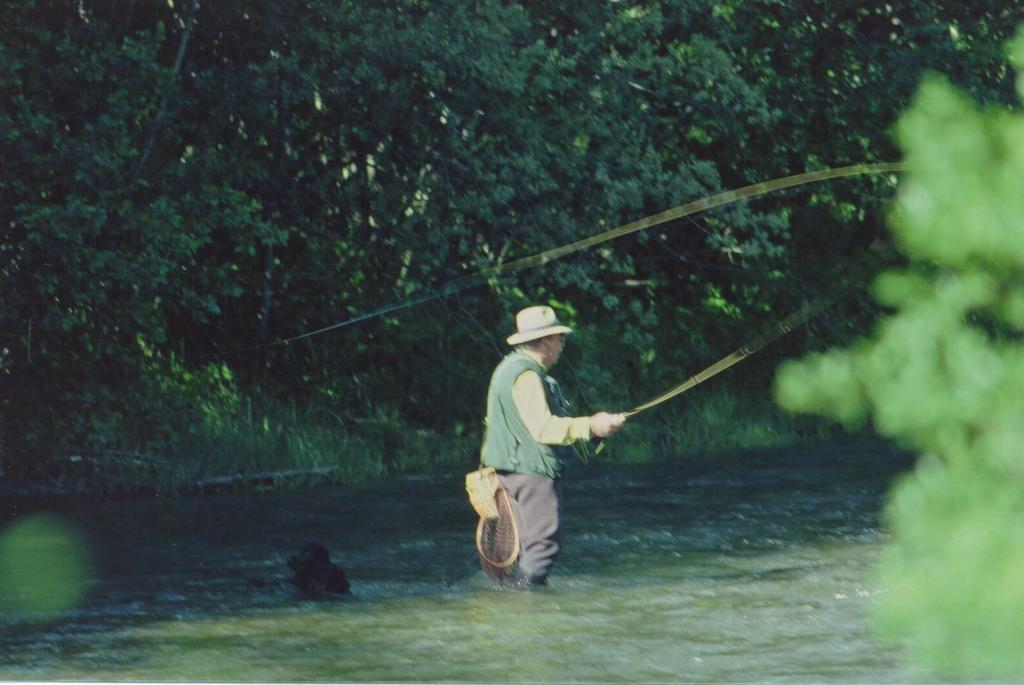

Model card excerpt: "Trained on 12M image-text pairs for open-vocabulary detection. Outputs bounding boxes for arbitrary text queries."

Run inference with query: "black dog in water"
[287,542,351,594]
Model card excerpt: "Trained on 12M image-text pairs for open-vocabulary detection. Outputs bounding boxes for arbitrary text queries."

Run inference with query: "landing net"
[475,487,520,582]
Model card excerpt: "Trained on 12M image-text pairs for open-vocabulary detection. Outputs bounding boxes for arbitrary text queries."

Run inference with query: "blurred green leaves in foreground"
[0,515,92,619]
[776,27,1024,680]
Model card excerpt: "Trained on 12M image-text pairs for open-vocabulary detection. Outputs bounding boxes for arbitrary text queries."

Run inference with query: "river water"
[0,439,923,682]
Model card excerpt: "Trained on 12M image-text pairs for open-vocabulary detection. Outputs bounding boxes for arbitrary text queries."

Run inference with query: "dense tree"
[0,1,1017,476]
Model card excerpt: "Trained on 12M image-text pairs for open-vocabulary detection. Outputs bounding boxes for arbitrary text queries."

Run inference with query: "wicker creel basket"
[465,466,501,519]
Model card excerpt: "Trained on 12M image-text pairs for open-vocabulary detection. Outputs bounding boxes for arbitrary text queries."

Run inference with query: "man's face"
[539,333,566,367]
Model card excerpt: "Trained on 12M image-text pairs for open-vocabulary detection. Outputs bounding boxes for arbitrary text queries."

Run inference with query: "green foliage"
[0,515,91,619]
[775,27,1024,679]
[876,460,1024,677]
[0,1,1018,490]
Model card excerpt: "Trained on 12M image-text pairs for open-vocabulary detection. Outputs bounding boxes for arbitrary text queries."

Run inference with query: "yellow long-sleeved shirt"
[510,354,591,445]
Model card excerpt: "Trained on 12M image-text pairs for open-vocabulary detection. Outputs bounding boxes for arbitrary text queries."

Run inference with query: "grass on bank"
[605,386,842,464]
[30,386,842,496]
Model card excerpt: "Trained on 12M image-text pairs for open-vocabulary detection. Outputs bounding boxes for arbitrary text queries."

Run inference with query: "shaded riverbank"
[0,438,922,682]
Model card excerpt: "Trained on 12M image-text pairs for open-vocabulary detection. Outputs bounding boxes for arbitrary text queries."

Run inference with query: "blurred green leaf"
[774,27,1024,679]
[0,515,92,618]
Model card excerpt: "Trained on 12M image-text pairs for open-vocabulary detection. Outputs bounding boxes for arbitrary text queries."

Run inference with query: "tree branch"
[133,0,200,182]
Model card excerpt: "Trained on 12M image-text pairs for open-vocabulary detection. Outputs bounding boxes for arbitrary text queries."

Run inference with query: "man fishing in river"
[479,305,626,586]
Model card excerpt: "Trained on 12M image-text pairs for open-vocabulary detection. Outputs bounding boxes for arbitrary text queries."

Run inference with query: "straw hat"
[506,306,573,345]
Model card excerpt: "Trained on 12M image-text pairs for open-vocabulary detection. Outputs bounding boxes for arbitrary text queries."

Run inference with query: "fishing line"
[204,27,906,359]
[205,16,905,358]
[206,162,905,360]
[592,292,840,455]
[593,239,893,454]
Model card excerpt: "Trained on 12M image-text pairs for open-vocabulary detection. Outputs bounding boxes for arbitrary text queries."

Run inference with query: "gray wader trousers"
[496,472,562,584]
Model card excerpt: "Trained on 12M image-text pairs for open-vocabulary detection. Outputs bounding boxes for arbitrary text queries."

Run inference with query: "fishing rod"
[593,295,836,455]
[593,239,889,454]
[635,296,835,416]
[203,162,905,360]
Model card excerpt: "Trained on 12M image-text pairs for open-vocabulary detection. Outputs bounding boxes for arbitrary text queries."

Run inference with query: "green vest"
[479,352,576,478]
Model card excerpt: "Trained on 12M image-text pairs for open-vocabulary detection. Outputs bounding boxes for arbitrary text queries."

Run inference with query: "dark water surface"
[0,440,920,682]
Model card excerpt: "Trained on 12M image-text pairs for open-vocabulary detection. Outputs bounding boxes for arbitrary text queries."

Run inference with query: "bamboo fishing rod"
[593,292,838,454]
[201,162,904,360]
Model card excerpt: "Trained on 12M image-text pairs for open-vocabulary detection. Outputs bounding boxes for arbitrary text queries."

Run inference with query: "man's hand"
[589,411,627,438]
